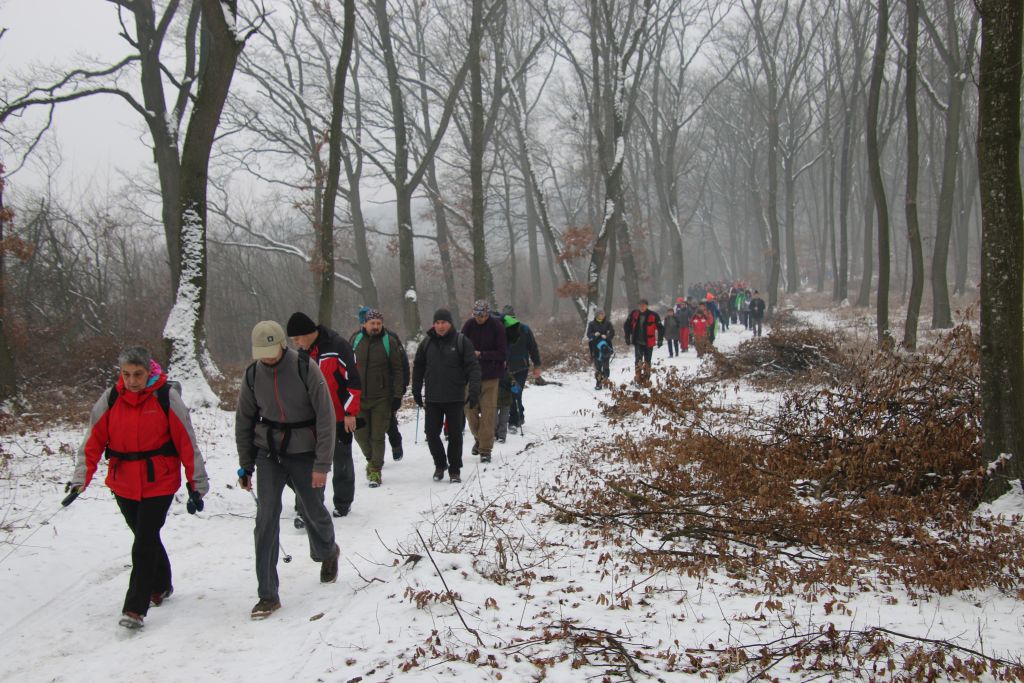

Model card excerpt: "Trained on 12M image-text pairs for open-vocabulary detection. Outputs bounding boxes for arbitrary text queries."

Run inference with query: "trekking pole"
[237,468,292,563]
[414,405,420,444]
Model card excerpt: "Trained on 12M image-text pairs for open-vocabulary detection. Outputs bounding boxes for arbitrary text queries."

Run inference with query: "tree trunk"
[0,165,16,401]
[866,0,890,344]
[164,0,243,402]
[977,0,1024,498]
[902,0,924,350]
[315,0,356,329]
[468,0,493,302]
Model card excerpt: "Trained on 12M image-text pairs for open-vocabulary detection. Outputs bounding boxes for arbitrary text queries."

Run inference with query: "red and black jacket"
[310,325,362,420]
[624,309,664,349]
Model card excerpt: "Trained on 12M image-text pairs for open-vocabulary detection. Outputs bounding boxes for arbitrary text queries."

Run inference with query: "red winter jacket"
[76,374,209,501]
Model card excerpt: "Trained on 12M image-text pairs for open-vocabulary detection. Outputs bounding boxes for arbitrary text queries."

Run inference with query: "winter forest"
[1,0,1024,679]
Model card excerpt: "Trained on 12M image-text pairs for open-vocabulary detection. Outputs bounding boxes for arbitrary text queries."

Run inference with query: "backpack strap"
[351,331,364,351]
[108,382,173,416]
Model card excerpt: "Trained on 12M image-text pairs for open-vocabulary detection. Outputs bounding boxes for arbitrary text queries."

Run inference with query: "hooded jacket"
[309,324,361,419]
[412,327,481,404]
[74,373,209,501]
[235,348,337,473]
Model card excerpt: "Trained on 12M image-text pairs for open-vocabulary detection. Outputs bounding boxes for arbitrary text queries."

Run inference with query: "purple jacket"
[460,315,508,380]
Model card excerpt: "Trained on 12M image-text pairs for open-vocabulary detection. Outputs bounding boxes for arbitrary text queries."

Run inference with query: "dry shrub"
[540,324,1024,597]
[710,313,851,388]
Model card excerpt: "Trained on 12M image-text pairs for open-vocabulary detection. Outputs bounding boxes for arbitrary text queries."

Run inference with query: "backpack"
[108,379,181,415]
[245,348,311,396]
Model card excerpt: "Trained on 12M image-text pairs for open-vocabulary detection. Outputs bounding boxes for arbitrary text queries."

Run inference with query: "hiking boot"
[118,611,144,629]
[480,452,492,464]
[320,544,340,583]
[497,436,506,444]
[367,469,382,488]
[332,506,350,518]
[293,516,306,530]
[392,450,404,461]
[150,587,173,607]
[449,469,461,483]
[432,467,446,482]
[471,442,480,455]
[251,598,281,620]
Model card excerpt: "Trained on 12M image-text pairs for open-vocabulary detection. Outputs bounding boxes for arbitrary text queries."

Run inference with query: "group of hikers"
[586,286,766,386]
[67,300,541,628]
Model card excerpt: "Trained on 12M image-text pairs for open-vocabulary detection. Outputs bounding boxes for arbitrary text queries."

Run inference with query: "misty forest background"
[0,0,1022,491]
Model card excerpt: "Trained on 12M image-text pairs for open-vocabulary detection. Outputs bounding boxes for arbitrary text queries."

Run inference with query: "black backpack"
[108,379,181,415]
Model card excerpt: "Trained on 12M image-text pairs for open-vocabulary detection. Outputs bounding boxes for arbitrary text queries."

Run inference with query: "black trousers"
[115,494,174,616]
[508,369,528,427]
[424,401,465,473]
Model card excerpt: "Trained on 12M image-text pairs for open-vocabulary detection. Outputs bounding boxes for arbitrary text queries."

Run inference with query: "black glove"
[185,483,204,514]
[467,395,480,410]
[391,397,402,412]
[61,483,81,507]
[413,392,423,407]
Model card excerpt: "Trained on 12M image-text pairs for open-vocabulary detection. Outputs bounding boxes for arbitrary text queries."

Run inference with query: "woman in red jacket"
[69,346,209,630]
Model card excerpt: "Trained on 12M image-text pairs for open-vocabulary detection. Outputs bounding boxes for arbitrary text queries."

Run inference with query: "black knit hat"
[433,308,454,324]
[286,311,317,336]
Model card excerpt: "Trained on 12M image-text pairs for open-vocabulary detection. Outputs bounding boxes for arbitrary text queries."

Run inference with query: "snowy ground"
[1,318,1022,682]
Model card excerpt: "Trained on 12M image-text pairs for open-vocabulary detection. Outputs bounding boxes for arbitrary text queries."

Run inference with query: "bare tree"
[901,0,924,349]
[865,0,891,344]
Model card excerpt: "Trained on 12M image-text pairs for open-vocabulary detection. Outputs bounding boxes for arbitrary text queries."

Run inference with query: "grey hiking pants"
[254,449,335,601]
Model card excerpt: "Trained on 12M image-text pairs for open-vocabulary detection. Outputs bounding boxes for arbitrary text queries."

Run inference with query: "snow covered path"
[2,321,1022,682]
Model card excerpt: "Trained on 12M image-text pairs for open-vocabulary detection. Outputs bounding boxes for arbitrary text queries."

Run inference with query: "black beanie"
[286,311,317,336]
[433,308,454,324]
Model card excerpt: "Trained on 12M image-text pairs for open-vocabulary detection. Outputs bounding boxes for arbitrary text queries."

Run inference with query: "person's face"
[639,302,648,311]
[289,330,318,351]
[433,319,453,336]
[365,319,384,336]
[596,314,605,322]
[473,312,489,325]
[259,346,285,365]
[121,363,149,393]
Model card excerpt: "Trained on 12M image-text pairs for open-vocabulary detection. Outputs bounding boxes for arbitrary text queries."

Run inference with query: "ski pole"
[237,468,292,563]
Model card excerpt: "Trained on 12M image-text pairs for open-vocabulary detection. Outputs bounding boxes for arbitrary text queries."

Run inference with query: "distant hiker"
[460,300,507,463]
[740,289,752,330]
[586,308,615,389]
[748,290,766,337]
[236,320,340,621]
[498,304,541,437]
[623,298,663,382]
[412,309,481,483]
[349,309,406,488]
[692,303,715,356]
[705,292,721,342]
[663,308,680,358]
[69,346,209,630]
[287,311,362,519]
[673,297,692,352]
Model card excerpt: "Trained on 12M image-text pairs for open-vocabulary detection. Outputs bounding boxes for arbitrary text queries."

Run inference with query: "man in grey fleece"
[235,320,340,620]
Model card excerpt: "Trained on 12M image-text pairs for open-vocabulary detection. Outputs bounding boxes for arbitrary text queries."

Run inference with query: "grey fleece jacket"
[235,348,337,473]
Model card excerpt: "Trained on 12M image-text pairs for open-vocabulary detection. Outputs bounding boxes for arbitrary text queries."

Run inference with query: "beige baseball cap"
[251,320,287,359]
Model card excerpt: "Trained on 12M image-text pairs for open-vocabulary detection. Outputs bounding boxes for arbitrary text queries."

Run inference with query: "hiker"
[586,308,615,388]
[663,307,680,358]
[498,305,541,438]
[623,299,663,382]
[236,320,339,621]
[349,309,405,488]
[692,302,715,356]
[413,309,481,483]
[358,306,409,462]
[460,300,507,463]
[69,346,209,630]
[748,290,766,337]
[286,311,362,519]
[673,297,691,353]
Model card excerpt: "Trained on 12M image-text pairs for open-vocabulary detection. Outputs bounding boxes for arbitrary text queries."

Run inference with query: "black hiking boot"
[293,516,305,530]
[471,442,480,456]
[480,452,491,464]
[432,467,446,482]
[320,544,340,583]
[449,469,461,483]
